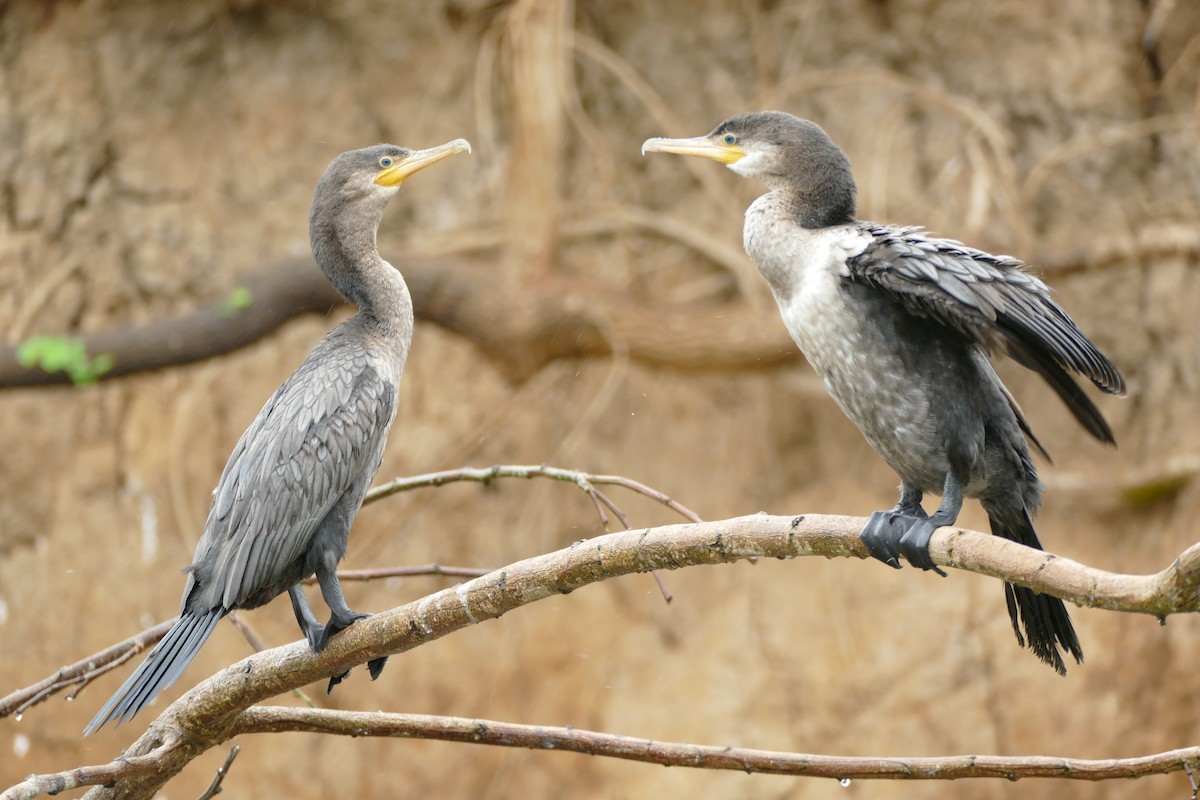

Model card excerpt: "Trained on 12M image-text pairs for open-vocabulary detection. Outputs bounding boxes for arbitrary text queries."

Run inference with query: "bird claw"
[327,670,351,694]
[367,656,389,680]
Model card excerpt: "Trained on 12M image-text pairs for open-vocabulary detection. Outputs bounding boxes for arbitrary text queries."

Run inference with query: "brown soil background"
[2,1,1199,797]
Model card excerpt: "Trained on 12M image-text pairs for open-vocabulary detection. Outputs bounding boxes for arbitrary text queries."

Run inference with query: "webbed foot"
[861,510,944,575]
[315,610,371,652]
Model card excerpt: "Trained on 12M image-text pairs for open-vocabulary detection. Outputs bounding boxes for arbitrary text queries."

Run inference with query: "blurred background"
[2,1,1199,797]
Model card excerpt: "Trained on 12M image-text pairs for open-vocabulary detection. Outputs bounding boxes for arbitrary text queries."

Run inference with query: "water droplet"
[839,778,851,787]
[13,733,30,758]
[13,713,21,722]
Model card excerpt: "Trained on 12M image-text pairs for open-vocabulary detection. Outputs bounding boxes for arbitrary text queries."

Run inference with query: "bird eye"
[723,133,737,145]
[379,156,394,168]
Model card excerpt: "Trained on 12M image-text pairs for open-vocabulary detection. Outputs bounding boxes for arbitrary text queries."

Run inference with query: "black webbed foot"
[862,510,944,575]
[319,611,371,695]
[314,610,371,652]
[861,476,961,577]
[860,510,911,569]
[896,518,946,577]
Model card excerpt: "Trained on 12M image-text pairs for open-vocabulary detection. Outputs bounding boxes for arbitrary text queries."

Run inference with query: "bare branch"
[0,619,176,719]
[1,757,159,800]
[312,564,492,582]
[5,514,1199,799]
[365,463,700,603]
[365,463,703,523]
[194,746,240,800]
[228,706,1200,782]
[0,256,799,390]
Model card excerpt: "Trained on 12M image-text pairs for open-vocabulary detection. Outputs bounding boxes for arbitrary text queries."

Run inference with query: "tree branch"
[193,745,239,800]
[227,706,1200,782]
[2,463,701,718]
[0,514,1194,799]
[3,213,1194,391]
[364,463,703,522]
[0,256,797,390]
[0,620,177,720]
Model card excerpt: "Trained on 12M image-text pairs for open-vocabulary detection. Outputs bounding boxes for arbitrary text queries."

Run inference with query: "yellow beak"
[375,138,473,187]
[641,135,745,164]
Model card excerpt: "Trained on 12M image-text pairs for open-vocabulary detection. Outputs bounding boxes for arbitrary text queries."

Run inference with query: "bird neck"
[763,154,856,229]
[311,207,414,340]
[778,184,857,229]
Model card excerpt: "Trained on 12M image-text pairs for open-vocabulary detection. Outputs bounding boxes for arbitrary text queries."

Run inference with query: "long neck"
[769,154,857,230]
[310,202,414,342]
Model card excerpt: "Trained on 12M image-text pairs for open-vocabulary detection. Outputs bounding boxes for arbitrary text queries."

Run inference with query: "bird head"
[314,139,473,205]
[642,111,856,228]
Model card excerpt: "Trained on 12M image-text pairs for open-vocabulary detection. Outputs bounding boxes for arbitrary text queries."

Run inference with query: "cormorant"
[643,112,1124,674]
[84,138,471,733]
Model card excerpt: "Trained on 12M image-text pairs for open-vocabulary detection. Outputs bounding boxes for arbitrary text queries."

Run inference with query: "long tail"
[84,609,223,734]
[988,511,1083,675]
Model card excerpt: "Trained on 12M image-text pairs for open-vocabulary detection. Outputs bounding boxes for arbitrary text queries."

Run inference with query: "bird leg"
[288,584,325,651]
[313,561,389,689]
[861,477,962,577]
[314,567,369,649]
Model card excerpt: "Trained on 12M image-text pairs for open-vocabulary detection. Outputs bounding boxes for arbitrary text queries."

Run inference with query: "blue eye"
[379,156,394,168]
[723,133,737,145]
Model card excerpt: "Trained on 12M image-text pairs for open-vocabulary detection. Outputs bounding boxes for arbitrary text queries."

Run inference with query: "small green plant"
[218,286,254,318]
[17,335,114,386]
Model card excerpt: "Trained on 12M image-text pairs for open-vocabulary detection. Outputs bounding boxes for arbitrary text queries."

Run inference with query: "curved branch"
[5,514,1199,799]
[364,463,703,521]
[0,256,797,390]
[229,706,1200,782]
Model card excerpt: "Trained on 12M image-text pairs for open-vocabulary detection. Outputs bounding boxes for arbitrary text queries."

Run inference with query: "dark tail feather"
[84,610,223,735]
[1005,340,1116,445]
[988,513,1083,675]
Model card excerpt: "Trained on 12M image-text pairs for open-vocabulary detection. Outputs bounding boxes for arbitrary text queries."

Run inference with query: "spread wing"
[186,341,396,611]
[846,224,1125,442]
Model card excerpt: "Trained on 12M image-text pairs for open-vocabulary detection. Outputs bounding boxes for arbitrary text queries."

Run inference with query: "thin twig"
[365,463,703,523]
[366,464,697,604]
[225,613,266,653]
[193,745,240,800]
[229,706,1200,782]
[0,619,176,719]
[311,564,492,582]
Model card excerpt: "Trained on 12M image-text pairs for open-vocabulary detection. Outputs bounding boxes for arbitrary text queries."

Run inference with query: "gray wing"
[846,224,1126,442]
[185,342,396,612]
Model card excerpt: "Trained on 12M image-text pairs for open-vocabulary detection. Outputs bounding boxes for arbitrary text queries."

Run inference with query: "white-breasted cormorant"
[643,111,1124,674]
[84,138,472,733]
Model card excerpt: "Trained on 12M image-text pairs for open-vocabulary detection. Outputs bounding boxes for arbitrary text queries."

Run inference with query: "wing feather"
[188,340,397,611]
[846,224,1126,396]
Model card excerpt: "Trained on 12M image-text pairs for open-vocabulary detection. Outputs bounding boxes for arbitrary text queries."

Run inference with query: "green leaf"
[16,335,114,386]
[219,286,254,317]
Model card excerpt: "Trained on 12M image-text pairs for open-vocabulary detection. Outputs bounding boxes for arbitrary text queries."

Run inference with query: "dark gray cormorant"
[643,112,1125,674]
[84,138,471,733]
